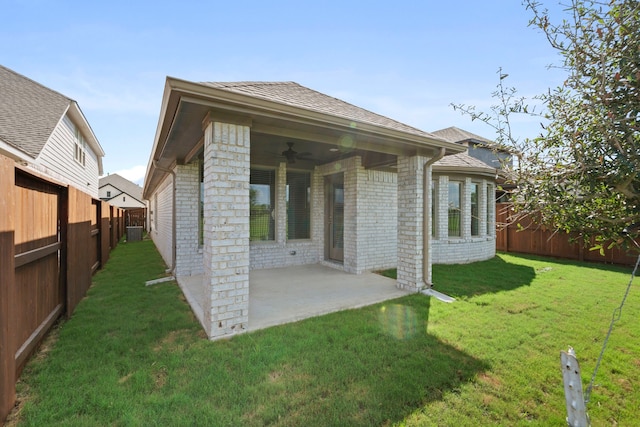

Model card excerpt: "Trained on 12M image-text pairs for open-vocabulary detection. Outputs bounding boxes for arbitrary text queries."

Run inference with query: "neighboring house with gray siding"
[99,173,146,209]
[144,79,498,341]
[0,65,104,198]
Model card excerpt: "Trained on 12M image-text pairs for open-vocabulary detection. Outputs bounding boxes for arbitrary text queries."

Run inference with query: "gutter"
[422,148,446,289]
[152,160,177,276]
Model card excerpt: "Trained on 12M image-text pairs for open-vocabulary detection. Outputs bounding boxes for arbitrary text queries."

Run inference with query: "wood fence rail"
[1,154,126,422]
[496,203,639,266]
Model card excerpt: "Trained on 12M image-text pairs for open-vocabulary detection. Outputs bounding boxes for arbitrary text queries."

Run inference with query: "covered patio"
[144,79,466,339]
[177,265,411,333]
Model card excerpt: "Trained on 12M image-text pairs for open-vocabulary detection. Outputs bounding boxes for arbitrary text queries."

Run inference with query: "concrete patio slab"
[248,264,411,331]
[177,264,412,335]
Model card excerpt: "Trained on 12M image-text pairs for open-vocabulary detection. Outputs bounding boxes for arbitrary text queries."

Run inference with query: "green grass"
[11,243,640,426]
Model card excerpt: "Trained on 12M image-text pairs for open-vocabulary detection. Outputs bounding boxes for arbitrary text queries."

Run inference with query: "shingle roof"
[201,81,439,139]
[431,126,494,146]
[0,65,73,158]
[433,151,497,171]
[99,173,144,202]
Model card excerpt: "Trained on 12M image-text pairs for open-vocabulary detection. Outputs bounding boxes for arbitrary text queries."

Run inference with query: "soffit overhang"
[144,77,466,198]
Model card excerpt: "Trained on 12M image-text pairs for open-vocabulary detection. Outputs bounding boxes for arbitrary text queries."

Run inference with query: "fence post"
[66,187,92,318]
[0,155,16,422]
[561,347,590,427]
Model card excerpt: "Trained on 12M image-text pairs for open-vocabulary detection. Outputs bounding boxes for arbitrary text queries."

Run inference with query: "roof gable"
[431,126,494,146]
[201,81,437,139]
[99,173,143,202]
[0,65,72,158]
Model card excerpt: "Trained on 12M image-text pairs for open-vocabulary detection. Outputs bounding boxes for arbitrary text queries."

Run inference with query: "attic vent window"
[74,129,86,167]
[107,191,111,198]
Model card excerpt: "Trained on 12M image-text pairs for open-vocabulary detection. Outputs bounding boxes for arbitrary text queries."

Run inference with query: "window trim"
[74,128,86,167]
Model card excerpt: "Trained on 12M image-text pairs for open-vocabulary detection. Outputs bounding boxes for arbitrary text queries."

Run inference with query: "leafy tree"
[454,0,640,251]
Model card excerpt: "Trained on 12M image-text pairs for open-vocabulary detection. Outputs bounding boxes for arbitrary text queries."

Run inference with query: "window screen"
[250,169,275,241]
[286,171,311,239]
[448,181,461,237]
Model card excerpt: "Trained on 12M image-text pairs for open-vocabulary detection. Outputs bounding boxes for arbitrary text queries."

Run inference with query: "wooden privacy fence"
[496,203,639,266]
[126,207,147,227]
[1,154,126,422]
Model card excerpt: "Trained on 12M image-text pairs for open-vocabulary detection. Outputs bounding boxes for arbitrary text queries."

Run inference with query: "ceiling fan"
[281,142,313,164]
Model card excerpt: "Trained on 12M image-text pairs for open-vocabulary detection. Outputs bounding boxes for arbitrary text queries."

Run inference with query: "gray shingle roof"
[99,173,144,202]
[201,81,439,139]
[431,126,494,146]
[433,151,496,171]
[0,65,73,158]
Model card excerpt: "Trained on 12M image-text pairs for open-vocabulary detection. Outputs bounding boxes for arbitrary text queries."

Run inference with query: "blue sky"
[2,0,568,185]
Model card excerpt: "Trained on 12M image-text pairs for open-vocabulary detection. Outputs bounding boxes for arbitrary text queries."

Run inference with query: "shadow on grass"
[222,295,490,426]
[433,255,536,299]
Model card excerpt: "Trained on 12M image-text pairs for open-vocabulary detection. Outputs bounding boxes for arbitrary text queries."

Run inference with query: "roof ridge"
[0,64,74,103]
[201,80,437,138]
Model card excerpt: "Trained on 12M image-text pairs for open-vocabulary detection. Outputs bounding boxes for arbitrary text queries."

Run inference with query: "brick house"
[143,79,496,339]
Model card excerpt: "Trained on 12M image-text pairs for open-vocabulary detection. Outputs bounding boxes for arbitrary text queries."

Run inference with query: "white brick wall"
[357,169,397,271]
[174,161,203,277]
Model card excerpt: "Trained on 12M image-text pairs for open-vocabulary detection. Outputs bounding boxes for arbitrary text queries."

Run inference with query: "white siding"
[99,184,121,199]
[36,114,100,198]
[107,193,146,209]
[150,173,174,270]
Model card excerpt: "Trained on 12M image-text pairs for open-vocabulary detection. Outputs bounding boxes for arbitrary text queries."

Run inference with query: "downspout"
[152,160,177,276]
[422,148,446,289]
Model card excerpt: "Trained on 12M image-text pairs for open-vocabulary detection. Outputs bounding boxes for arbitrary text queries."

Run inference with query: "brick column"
[479,179,488,237]
[396,155,428,291]
[202,119,251,339]
[462,177,472,239]
[276,162,287,244]
[437,175,449,238]
[344,156,364,273]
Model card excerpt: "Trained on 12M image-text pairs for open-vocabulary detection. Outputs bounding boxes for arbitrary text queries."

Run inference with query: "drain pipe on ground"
[421,148,455,303]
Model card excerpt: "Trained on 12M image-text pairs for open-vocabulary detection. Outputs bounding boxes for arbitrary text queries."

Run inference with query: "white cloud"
[111,165,146,186]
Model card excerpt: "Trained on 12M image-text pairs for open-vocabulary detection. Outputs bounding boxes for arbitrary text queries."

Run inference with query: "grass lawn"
[9,241,640,426]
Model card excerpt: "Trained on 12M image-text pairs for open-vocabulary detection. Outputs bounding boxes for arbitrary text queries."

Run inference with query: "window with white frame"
[74,129,86,166]
[448,181,462,237]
